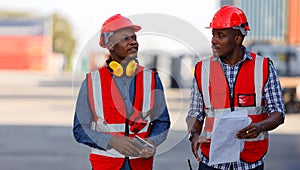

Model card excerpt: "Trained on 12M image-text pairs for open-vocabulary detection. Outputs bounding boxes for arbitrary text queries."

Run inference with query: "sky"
[0,0,219,54]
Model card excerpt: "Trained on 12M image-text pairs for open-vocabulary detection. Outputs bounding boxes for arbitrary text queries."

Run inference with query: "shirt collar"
[243,46,252,60]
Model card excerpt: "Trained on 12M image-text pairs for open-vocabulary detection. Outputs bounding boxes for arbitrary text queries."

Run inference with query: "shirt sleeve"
[187,77,205,122]
[73,79,112,150]
[263,60,285,117]
[148,73,171,147]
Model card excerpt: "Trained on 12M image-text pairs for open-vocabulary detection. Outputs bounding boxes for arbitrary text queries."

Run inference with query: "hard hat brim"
[117,25,141,33]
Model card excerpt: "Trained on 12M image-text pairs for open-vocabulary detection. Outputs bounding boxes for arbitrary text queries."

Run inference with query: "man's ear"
[235,35,243,45]
[107,42,114,51]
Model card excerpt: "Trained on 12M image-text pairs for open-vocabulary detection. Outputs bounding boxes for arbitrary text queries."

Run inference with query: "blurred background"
[0,0,299,169]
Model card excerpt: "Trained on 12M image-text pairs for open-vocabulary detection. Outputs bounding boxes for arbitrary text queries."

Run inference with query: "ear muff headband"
[108,60,137,77]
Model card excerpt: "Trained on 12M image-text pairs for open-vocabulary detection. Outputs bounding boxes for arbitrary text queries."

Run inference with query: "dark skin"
[107,28,139,65]
[106,28,156,159]
[187,28,284,162]
[211,29,244,66]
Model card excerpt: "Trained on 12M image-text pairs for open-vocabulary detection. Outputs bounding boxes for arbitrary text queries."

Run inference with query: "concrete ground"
[0,70,299,170]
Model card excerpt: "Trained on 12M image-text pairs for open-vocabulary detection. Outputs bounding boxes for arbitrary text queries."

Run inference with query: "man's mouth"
[212,45,220,53]
[212,45,219,50]
[128,47,138,53]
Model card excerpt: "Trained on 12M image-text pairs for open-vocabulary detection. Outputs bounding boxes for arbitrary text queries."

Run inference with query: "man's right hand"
[190,134,208,162]
[108,136,141,157]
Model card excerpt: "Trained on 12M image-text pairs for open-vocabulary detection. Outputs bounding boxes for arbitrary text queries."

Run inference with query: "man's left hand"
[236,122,263,139]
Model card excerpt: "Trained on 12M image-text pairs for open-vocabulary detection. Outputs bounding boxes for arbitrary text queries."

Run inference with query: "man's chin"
[127,54,138,59]
[212,52,219,58]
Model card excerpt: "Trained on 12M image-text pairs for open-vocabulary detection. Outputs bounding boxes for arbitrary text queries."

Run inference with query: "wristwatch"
[188,131,200,141]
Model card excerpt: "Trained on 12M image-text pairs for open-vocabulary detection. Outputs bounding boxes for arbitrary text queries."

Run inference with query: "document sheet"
[209,109,251,165]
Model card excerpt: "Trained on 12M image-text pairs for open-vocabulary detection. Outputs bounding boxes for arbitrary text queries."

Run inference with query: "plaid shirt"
[188,47,285,170]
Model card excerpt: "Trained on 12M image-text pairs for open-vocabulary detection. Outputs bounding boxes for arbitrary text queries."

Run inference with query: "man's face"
[108,28,139,63]
[211,29,237,58]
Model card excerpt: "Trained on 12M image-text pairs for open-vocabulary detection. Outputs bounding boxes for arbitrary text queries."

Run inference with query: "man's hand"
[236,112,283,139]
[236,122,262,139]
[190,134,208,162]
[108,136,141,157]
[139,139,156,159]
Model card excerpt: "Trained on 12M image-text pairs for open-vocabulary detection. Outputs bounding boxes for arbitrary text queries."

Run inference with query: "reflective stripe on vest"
[202,59,211,108]
[88,67,154,158]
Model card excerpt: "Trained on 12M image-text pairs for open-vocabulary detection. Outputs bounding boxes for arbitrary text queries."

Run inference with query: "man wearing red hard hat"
[186,6,285,170]
[73,14,170,170]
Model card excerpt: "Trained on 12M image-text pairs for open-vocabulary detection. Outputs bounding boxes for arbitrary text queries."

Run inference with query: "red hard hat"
[208,6,250,31]
[99,14,141,48]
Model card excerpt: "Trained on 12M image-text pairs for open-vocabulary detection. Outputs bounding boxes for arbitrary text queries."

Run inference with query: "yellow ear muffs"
[109,61,123,77]
[126,60,137,77]
[108,60,137,77]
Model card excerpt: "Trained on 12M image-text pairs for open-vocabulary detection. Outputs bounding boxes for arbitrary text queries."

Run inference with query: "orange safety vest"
[195,53,270,163]
[87,65,155,170]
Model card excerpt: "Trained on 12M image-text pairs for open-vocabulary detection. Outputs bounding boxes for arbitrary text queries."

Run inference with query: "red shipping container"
[288,0,300,44]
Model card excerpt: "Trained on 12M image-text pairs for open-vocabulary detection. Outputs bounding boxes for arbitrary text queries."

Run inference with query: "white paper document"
[209,109,251,165]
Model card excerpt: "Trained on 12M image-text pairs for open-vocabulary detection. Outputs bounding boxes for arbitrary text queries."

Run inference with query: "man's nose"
[211,36,217,44]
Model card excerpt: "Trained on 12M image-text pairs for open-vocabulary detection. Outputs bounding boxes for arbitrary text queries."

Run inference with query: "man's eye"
[218,34,224,38]
[122,35,136,42]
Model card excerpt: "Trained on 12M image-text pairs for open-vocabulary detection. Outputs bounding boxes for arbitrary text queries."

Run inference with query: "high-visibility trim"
[255,55,264,106]
[95,122,126,133]
[95,117,151,134]
[142,69,152,117]
[205,106,266,117]
[91,70,105,120]
[91,148,126,158]
[90,148,150,159]
[87,74,98,122]
[202,59,211,108]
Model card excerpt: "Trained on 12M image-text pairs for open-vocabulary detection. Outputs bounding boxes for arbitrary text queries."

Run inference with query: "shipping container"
[238,0,288,44]
[0,17,52,70]
[0,35,51,69]
[288,0,300,45]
